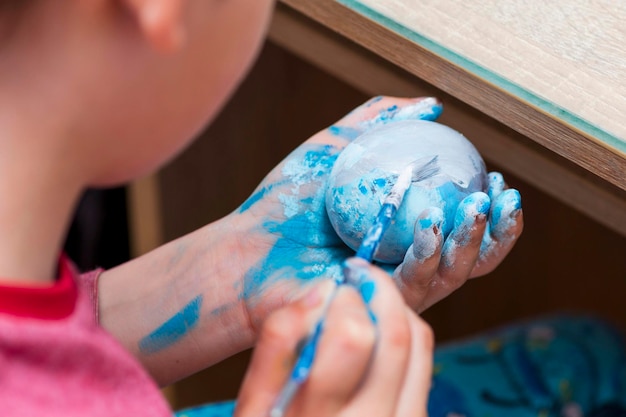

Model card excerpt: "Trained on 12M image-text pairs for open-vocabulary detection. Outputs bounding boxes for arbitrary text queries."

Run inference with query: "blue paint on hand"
[454,192,491,229]
[328,125,362,140]
[239,187,270,213]
[419,217,434,230]
[291,321,324,383]
[139,295,203,355]
[359,280,376,304]
[241,145,350,302]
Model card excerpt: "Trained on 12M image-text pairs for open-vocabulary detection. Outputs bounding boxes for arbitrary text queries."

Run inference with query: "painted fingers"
[324,96,443,144]
[472,173,523,277]
[396,173,523,312]
[235,258,433,417]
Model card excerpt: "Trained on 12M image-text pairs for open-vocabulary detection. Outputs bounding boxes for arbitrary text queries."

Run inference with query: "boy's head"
[0,0,275,186]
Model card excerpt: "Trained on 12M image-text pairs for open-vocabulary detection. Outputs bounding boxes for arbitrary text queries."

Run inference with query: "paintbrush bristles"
[384,156,439,208]
[411,155,440,183]
[384,165,414,208]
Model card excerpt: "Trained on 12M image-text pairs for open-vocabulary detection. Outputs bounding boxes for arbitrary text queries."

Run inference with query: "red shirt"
[0,256,171,416]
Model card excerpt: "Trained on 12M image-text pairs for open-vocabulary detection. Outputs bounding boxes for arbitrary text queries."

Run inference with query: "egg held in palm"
[325,120,487,264]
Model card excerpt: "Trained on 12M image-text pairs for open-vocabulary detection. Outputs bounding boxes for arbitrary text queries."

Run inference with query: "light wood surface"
[348,0,626,145]
[268,4,626,237]
[279,0,626,193]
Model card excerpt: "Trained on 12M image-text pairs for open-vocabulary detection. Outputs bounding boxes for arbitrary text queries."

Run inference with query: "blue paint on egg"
[139,295,203,354]
[358,180,368,195]
[325,120,487,263]
[373,178,387,188]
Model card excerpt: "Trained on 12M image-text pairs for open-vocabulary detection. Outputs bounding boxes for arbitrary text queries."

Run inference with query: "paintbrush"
[355,155,439,262]
[270,156,440,417]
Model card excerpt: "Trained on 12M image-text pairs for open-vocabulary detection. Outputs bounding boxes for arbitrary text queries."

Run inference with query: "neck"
[0,122,83,286]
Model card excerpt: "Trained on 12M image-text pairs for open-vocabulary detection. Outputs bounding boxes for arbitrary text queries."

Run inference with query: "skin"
[0,0,521,415]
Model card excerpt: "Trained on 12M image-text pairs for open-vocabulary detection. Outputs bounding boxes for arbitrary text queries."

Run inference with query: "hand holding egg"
[326,119,488,264]
[236,96,523,317]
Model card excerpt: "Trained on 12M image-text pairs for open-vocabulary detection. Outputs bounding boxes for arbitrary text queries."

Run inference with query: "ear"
[122,0,186,52]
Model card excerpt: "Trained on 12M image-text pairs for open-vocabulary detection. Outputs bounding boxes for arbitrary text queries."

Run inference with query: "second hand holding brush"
[270,156,440,417]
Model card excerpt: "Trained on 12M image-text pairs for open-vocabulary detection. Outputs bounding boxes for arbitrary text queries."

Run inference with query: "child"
[0,1,524,416]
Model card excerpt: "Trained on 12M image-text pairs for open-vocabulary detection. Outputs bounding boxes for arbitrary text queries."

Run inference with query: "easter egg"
[325,120,487,264]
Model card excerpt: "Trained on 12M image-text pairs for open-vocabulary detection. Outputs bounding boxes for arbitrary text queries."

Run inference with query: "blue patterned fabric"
[174,315,626,417]
[429,315,626,417]
[175,400,236,417]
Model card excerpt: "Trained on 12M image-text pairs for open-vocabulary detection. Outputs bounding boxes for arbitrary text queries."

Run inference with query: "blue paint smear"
[373,177,387,188]
[453,192,490,229]
[139,295,203,355]
[366,95,384,106]
[419,217,434,229]
[358,179,369,195]
[328,125,362,140]
[239,185,271,213]
[359,280,376,304]
[242,145,351,301]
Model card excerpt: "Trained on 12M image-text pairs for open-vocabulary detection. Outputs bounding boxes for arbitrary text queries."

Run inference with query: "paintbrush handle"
[270,323,323,417]
[270,284,340,417]
[355,203,398,263]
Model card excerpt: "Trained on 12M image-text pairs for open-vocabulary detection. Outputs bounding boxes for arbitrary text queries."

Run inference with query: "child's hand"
[234,258,433,417]
[233,96,523,325]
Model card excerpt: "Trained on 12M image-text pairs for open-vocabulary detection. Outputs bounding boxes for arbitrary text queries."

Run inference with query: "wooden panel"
[279,0,626,193]
[269,4,626,238]
[127,175,164,257]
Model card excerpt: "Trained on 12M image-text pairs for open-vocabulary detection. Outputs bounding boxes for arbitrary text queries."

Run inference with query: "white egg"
[325,120,487,263]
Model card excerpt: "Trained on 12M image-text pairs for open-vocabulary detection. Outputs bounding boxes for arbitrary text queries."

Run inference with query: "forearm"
[97,214,258,386]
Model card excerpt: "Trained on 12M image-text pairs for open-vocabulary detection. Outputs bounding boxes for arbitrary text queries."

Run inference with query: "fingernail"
[414,208,444,259]
[491,190,522,239]
[417,207,444,232]
[487,172,505,200]
[492,189,522,224]
[454,192,490,229]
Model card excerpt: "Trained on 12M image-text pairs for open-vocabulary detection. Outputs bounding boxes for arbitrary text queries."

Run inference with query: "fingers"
[237,259,431,417]
[395,207,444,307]
[471,187,523,277]
[326,96,443,142]
[342,258,417,417]
[236,277,379,417]
[486,171,505,200]
[293,285,376,416]
[419,192,490,308]
[397,174,524,311]
[394,307,434,417]
[235,282,333,417]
